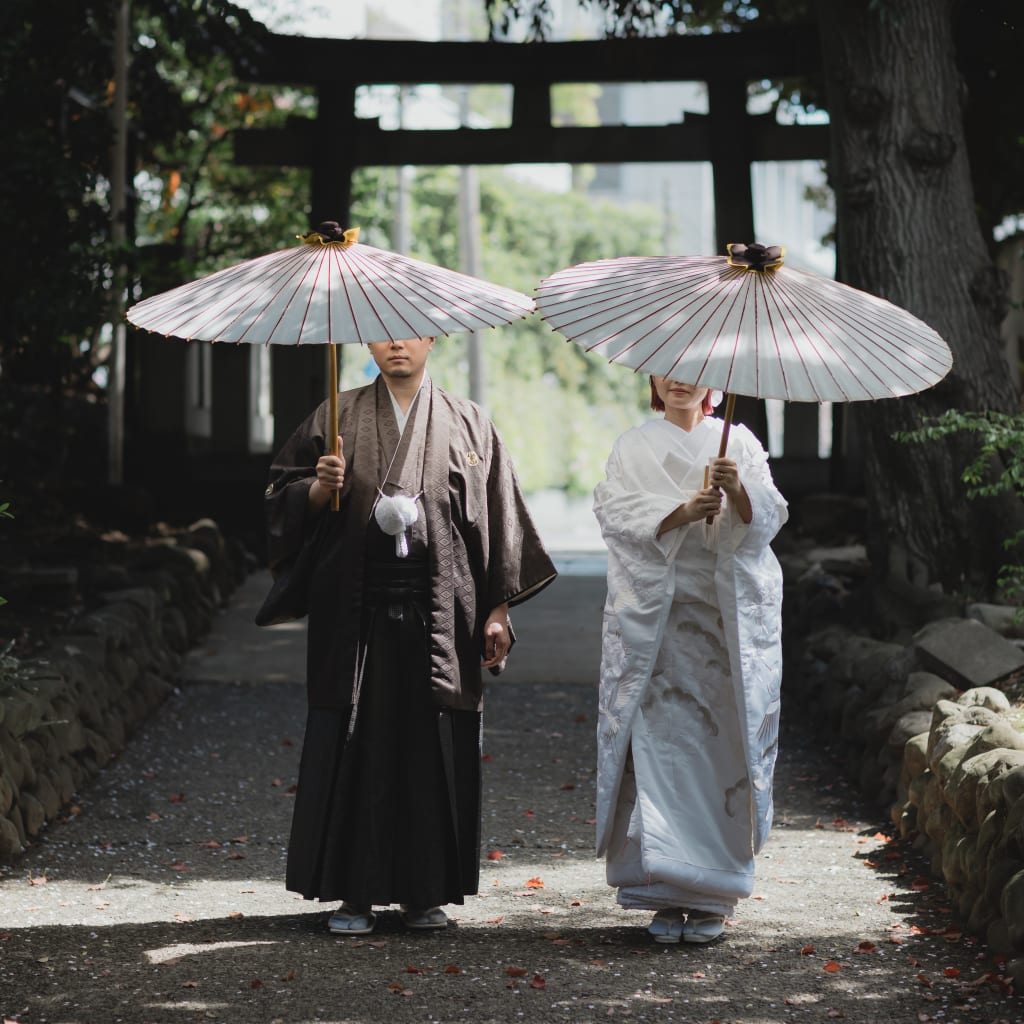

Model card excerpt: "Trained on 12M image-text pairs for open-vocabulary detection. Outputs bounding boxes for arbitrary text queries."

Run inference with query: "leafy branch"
[896,410,1024,604]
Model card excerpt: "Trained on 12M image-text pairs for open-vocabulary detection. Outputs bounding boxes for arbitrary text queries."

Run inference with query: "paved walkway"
[0,566,1018,1024]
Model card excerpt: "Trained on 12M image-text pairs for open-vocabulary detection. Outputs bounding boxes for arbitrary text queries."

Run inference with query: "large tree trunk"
[815,0,1024,595]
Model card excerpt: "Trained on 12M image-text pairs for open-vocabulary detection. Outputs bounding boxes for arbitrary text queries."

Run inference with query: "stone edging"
[784,541,1024,987]
[0,519,246,859]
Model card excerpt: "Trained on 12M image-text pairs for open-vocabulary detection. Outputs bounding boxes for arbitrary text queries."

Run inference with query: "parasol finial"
[298,223,360,248]
[726,242,785,271]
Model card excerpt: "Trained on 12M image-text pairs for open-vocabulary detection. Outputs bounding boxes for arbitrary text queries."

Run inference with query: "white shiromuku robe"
[593,415,788,916]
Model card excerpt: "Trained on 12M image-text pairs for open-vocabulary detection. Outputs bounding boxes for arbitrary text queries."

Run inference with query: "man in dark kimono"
[262,335,556,935]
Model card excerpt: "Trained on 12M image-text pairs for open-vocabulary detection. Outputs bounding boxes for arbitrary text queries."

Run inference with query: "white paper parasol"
[534,243,952,403]
[535,242,954,519]
[128,223,534,509]
[126,225,534,345]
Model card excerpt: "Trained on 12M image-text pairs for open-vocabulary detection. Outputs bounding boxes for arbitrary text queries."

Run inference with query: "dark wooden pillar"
[707,77,766,446]
[274,82,358,451]
[310,82,358,225]
[782,400,820,458]
[707,77,755,255]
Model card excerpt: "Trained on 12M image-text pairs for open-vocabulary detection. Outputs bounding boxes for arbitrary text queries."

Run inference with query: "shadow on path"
[0,572,1016,1023]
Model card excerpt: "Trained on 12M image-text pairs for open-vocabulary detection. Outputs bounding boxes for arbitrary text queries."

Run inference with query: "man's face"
[368,336,435,381]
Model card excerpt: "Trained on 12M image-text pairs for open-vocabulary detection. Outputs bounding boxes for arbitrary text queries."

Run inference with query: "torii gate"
[235,26,830,470]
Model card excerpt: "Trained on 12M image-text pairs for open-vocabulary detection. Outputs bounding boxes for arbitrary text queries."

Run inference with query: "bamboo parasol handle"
[706,392,736,525]
[328,344,339,512]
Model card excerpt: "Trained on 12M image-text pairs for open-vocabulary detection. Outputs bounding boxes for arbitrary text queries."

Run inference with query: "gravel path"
[0,570,1018,1024]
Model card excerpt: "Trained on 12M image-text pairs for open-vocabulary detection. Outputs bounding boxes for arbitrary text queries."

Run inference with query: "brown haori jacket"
[264,376,556,712]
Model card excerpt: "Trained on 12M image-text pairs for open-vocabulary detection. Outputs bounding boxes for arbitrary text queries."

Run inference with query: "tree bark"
[815,0,1024,595]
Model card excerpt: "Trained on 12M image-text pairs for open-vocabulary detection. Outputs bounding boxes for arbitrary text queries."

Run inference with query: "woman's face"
[652,377,710,413]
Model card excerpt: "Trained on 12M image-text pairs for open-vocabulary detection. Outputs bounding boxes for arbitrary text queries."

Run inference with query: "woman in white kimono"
[593,377,787,944]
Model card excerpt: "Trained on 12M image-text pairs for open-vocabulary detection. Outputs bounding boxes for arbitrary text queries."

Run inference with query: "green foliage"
[339,164,662,493]
[0,0,273,488]
[896,411,1024,605]
[486,0,812,40]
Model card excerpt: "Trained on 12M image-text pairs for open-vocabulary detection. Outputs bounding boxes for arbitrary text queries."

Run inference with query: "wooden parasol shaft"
[706,392,736,525]
[329,344,339,512]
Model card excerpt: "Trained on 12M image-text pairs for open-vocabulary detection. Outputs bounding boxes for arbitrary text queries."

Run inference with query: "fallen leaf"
[168,793,185,803]
[916,973,932,987]
[406,965,424,974]
[487,916,504,924]
[487,850,505,861]
[823,961,842,973]
[271,778,282,787]
[28,875,47,887]
[229,911,244,919]
[168,861,188,872]
[506,966,528,977]
[560,783,576,790]
[146,813,161,821]
[799,944,816,956]
[827,1011,846,1019]
[228,852,246,860]
[481,753,493,762]
[174,913,193,923]
[530,974,547,989]
[944,967,960,978]
[229,835,249,844]
[181,981,199,988]
[524,810,535,818]
[444,965,461,974]
[854,941,877,954]
[282,968,297,982]
[911,877,931,892]
[250,979,264,989]
[197,840,221,849]
[525,877,544,889]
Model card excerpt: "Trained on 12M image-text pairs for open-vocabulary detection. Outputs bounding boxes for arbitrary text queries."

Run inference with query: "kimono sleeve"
[727,425,789,552]
[483,424,557,612]
[593,432,695,563]
[264,405,329,574]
